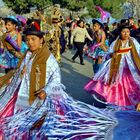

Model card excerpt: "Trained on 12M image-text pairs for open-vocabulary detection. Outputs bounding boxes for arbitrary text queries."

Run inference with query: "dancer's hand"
[15,52,22,58]
[37,90,47,100]
[136,103,140,111]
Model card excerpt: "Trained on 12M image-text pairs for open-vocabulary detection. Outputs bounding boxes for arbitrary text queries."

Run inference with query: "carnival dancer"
[0,17,6,37]
[85,19,107,73]
[131,19,140,44]
[0,18,116,139]
[46,5,64,64]
[129,17,137,30]
[51,19,63,64]
[84,19,140,108]
[0,16,28,72]
[71,20,93,65]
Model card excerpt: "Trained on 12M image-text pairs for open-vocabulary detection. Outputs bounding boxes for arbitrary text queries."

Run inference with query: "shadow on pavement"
[60,50,106,108]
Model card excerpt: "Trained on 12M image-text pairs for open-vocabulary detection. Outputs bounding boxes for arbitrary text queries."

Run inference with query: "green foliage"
[86,0,125,18]
[85,0,99,17]
[60,0,86,11]
[3,0,52,14]
[101,0,125,18]
[3,0,125,18]
[60,0,125,18]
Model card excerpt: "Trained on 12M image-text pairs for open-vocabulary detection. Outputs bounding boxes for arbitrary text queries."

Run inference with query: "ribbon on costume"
[95,6,110,22]
[116,46,132,55]
[5,34,20,51]
[90,43,101,52]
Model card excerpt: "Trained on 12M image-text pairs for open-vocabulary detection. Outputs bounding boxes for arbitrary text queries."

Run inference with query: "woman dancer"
[84,19,140,108]
[0,16,28,72]
[85,19,107,73]
[0,19,140,140]
[0,18,116,139]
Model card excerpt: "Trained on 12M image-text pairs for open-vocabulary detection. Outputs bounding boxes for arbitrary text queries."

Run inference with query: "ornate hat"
[16,15,27,27]
[3,15,20,25]
[23,18,45,36]
[92,19,104,28]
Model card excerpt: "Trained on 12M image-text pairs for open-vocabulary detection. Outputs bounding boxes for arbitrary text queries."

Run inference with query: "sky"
[0,0,4,7]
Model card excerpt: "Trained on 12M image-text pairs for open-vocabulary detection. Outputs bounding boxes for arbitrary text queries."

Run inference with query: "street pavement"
[60,49,107,108]
[60,49,95,105]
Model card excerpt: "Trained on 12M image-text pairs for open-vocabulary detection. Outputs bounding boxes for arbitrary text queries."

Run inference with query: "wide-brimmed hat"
[3,15,20,25]
[92,19,104,28]
[23,18,45,36]
[119,19,132,31]
[16,15,27,26]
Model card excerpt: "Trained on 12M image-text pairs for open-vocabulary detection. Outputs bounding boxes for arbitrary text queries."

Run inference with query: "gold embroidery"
[20,65,26,79]
[35,65,41,91]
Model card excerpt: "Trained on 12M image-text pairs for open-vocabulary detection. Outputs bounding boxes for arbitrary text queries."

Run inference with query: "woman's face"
[93,23,101,32]
[79,21,84,28]
[26,35,43,52]
[120,28,130,40]
[5,21,16,32]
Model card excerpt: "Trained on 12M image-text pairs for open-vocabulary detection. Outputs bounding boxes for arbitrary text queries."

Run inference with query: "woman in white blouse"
[71,20,93,65]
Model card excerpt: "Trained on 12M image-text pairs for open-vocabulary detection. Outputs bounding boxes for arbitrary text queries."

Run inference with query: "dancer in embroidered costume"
[0,16,28,71]
[0,18,117,139]
[85,19,107,73]
[0,17,140,140]
[84,19,140,108]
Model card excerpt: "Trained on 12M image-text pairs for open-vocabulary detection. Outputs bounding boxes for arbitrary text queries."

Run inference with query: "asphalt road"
[60,49,95,105]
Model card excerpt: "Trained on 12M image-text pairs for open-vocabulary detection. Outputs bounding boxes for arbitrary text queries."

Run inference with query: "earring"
[39,43,43,48]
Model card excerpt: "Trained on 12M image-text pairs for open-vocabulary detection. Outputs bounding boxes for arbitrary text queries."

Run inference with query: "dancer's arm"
[99,31,108,52]
[13,33,23,58]
[16,32,22,48]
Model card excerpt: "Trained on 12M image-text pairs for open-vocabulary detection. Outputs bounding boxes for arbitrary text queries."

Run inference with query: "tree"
[86,0,125,19]
[3,0,86,14]
[58,0,86,11]
[0,6,15,17]
[3,0,52,14]
[3,0,125,19]
[85,0,99,18]
[102,0,125,18]
[126,0,140,19]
